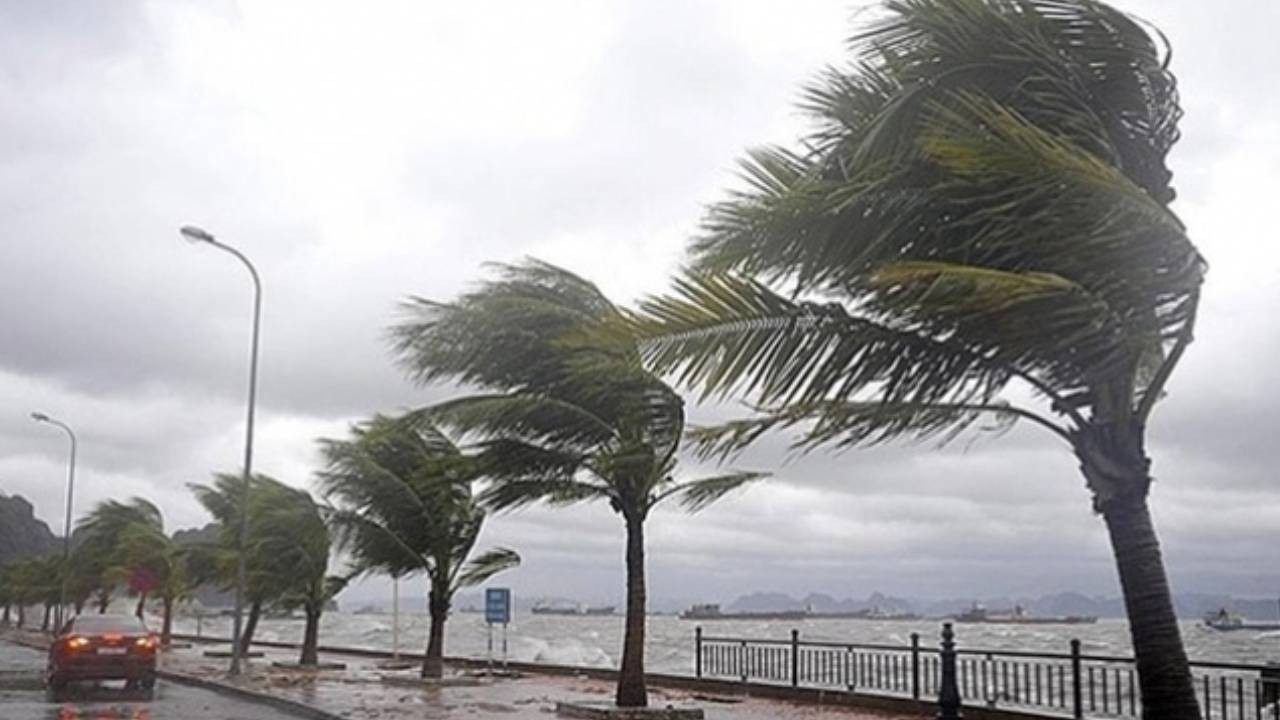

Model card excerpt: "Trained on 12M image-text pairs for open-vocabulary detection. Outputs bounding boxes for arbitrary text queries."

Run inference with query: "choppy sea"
[168,612,1280,673]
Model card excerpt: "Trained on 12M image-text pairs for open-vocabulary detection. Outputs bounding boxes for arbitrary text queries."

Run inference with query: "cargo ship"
[531,602,616,617]
[954,604,1096,625]
[679,603,919,621]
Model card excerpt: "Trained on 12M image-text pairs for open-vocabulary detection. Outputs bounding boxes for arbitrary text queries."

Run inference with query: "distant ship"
[954,604,1096,625]
[678,603,919,621]
[531,602,615,617]
[1203,607,1280,632]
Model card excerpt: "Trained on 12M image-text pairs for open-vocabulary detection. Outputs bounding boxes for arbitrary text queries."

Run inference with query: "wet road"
[0,641,302,720]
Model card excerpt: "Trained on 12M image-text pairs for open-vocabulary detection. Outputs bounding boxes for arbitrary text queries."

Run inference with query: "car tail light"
[64,636,90,652]
[134,636,157,651]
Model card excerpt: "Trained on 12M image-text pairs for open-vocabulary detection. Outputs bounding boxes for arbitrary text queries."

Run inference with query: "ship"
[954,604,1096,625]
[678,603,919,621]
[531,602,616,617]
[1203,607,1280,632]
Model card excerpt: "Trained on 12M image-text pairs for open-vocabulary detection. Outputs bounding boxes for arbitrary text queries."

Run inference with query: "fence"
[695,624,1280,719]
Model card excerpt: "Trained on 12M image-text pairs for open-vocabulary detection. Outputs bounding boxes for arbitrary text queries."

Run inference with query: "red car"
[47,614,159,696]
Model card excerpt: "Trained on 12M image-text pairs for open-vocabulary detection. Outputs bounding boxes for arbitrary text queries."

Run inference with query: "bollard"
[937,623,962,720]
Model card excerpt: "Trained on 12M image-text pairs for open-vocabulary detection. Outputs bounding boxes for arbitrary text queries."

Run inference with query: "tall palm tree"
[189,473,297,651]
[115,518,191,645]
[391,261,764,706]
[624,1,1201,717]
[317,414,520,679]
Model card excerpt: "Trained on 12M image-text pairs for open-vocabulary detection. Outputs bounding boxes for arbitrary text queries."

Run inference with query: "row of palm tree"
[0,420,520,678]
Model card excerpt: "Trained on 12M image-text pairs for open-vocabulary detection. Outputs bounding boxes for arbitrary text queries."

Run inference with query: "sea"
[167,612,1280,673]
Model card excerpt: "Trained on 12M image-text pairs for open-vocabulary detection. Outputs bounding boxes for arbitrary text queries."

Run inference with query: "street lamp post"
[180,224,261,676]
[31,412,76,632]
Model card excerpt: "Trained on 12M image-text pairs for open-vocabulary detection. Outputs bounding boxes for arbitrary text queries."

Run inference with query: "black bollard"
[937,622,963,720]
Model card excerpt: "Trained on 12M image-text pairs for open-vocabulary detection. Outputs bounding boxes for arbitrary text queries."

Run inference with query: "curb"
[156,668,348,720]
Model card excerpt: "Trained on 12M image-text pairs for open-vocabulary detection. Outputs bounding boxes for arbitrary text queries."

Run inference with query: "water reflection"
[55,708,149,720]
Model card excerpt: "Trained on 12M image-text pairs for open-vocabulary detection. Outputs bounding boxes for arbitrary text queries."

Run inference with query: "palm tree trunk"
[41,603,52,632]
[422,591,448,678]
[1103,497,1201,720]
[96,590,110,613]
[161,596,174,646]
[16,604,25,628]
[2,603,9,625]
[134,591,147,620]
[615,515,648,708]
[240,599,263,651]
[300,604,321,666]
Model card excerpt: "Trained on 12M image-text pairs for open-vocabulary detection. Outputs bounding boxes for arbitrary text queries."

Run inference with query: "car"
[47,613,159,697]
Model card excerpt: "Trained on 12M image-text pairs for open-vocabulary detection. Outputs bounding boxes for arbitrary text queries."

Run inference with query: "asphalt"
[0,640,303,720]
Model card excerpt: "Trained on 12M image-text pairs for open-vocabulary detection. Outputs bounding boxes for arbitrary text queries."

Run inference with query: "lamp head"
[179,225,216,244]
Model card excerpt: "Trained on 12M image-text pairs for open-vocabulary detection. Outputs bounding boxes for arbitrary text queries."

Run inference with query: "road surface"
[0,640,302,720]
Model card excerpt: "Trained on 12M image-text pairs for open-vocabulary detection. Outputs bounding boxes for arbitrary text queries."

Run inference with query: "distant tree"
[318,414,520,678]
[391,261,764,706]
[624,1,1202,717]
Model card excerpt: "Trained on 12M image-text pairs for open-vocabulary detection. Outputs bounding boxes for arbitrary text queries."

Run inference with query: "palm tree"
[189,473,297,651]
[390,261,764,706]
[624,1,1201,717]
[77,498,168,619]
[114,518,192,645]
[317,413,520,679]
[251,481,349,666]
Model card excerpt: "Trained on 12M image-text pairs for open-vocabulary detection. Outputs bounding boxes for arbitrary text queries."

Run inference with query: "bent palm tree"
[77,499,168,619]
[189,474,297,650]
[318,414,520,678]
[627,1,1202,717]
[391,261,765,707]
[252,482,348,666]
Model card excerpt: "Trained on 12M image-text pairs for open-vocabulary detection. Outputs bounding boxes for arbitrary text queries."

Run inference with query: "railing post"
[937,623,962,720]
[912,632,922,700]
[1070,639,1083,720]
[695,626,703,679]
[791,628,800,688]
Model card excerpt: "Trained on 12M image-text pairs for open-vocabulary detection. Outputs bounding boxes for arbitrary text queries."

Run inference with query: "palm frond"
[454,547,521,589]
[655,472,768,513]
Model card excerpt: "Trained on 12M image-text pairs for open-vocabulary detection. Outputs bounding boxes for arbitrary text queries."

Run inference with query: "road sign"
[485,587,511,625]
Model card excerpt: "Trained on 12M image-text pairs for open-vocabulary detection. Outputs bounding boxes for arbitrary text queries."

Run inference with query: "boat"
[531,602,615,617]
[678,603,919,621]
[954,604,1097,625]
[1203,607,1280,632]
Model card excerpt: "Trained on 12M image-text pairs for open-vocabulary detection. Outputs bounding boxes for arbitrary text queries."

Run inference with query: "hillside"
[0,492,59,563]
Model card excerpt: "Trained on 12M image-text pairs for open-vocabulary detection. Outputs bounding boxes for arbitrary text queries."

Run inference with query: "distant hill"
[0,492,59,564]
[715,590,1280,620]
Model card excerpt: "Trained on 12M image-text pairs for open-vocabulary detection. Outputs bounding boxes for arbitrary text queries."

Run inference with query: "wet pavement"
[4,632,914,719]
[0,641,302,720]
[160,643,915,720]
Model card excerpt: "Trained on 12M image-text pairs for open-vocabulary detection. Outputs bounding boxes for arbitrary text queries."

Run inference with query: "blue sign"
[485,587,511,625]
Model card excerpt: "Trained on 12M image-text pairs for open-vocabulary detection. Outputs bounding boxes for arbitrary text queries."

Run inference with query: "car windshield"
[70,615,148,634]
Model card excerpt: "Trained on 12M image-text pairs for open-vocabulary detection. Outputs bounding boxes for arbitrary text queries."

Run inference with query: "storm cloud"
[1,0,1277,609]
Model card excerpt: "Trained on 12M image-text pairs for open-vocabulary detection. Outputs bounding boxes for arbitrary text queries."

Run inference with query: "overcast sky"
[2,1,1277,609]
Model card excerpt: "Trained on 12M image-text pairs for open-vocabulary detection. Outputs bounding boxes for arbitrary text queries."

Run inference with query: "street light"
[31,412,76,631]
[180,224,261,676]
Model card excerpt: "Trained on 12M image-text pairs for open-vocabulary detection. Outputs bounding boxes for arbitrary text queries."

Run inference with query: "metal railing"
[695,625,1280,719]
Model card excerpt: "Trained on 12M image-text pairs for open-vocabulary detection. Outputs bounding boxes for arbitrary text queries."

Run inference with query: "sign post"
[485,588,512,673]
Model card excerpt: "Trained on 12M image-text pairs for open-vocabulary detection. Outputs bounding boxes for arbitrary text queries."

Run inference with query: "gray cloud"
[1,0,1277,610]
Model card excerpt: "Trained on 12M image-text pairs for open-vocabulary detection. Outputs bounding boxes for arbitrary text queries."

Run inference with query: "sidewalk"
[161,642,917,720]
